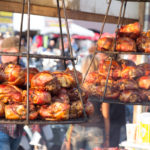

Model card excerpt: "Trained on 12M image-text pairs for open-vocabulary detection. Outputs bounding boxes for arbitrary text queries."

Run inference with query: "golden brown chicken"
[65,68,82,84]
[98,59,121,79]
[85,71,100,84]
[136,36,150,52]
[138,76,150,90]
[137,63,150,76]
[5,104,38,120]
[121,66,144,79]
[52,71,75,88]
[97,86,120,99]
[118,59,136,69]
[24,68,39,85]
[31,71,60,92]
[38,102,70,120]
[0,84,23,103]
[97,37,114,51]
[23,89,51,105]
[69,100,83,119]
[4,64,25,86]
[117,22,141,39]
[116,37,137,52]
[117,79,138,91]
[119,90,147,103]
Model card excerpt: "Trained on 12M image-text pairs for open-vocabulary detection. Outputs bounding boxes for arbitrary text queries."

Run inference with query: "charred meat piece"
[52,71,75,88]
[118,59,136,69]
[137,63,150,76]
[85,71,100,85]
[136,36,150,52]
[117,22,141,39]
[119,90,147,103]
[0,84,23,103]
[24,68,39,85]
[70,100,83,119]
[117,79,138,91]
[97,37,114,51]
[65,68,82,84]
[138,76,150,90]
[98,59,121,79]
[97,86,120,99]
[31,71,60,92]
[38,102,70,120]
[5,104,38,120]
[116,37,136,52]
[4,64,25,86]
[84,101,94,116]
[121,66,144,79]
[23,89,51,105]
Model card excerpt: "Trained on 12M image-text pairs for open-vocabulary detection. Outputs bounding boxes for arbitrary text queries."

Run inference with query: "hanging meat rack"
[83,0,150,106]
[0,0,88,124]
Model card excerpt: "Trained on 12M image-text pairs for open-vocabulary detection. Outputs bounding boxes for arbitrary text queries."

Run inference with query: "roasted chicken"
[97,37,114,51]
[23,89,51,105]
[119,90,147,102]
[138,76,150,90]
[85,72,100,84]
[5,104,38,120]
[4,64,25,86]
[117,79,138,91]
[0,84,23,103]
[137,63,150,76]
[52,71,75,88]
[24,68,39,85]
[116,37,136,52]
[118,59,136,69]
[38,102,70,120]
[117,22,141,39]
[31,71,60,92]
[69,100,83,119]
[98,59,121,79]
[121,66,144,79]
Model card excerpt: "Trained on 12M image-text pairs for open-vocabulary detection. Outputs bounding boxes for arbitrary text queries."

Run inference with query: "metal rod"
[0,52,76,59]
[57,0,67,69]
[17,0,25,64]
[82,0,112,84]
[26,0,30,125]
[102,0,124,102]
[121,0,127,25]
[62,0,87,122]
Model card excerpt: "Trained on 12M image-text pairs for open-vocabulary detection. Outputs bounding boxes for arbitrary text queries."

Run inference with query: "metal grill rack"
[0,0,88,124]
[83,0,150,106]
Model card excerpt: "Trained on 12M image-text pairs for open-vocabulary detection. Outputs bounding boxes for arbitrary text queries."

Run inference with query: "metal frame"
[83,0,150,106]
[1,0,87,124]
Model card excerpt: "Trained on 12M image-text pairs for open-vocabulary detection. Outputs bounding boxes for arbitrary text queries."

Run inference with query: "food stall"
[0,0,150,149]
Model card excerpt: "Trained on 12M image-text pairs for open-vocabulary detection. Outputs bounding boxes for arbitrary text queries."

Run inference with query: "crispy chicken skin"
[0,84,23,103]
[52,71,75,88]
[4,64,25,86]
[5,104,38,120]
[23,89,51,105]
[98,59,121,79]
[31,71,60,91]
[38,102,70,120]
[24,68,39,85]
[116,37,136,52]
[117,79,138,91]
[117,22,141,39]
[119,90,147,102]
[97,37,114,51]
[138,76,150,90]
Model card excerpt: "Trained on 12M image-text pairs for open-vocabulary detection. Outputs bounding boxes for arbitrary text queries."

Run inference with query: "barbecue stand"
[83,0,150,106]
[0,0,88,124]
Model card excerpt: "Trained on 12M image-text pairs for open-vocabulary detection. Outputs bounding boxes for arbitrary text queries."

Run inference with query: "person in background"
[61,45,110,150]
